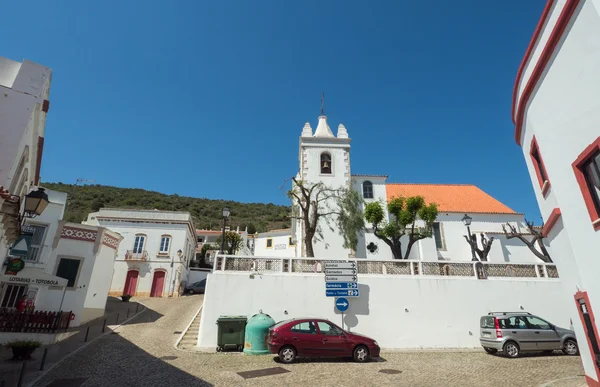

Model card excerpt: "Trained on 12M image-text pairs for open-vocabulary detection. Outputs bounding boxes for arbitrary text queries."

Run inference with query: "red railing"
[0,310,73,333]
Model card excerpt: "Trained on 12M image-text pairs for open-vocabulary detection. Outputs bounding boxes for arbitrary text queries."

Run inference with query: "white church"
[252,109,549,264]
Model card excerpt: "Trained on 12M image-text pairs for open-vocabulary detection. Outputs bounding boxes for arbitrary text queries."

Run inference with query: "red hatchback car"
[267,318,380,363]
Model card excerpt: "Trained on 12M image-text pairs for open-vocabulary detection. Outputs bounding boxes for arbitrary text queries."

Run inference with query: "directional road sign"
[326,282,358,289]
[324,262,356,270]
[324,269,357,276]
[326,289,359,298]
[335,297,349,312]
[325,275,357,282]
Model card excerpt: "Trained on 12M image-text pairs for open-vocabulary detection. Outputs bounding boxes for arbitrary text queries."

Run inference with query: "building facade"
[512,0,600,384]
[253,112,551,265]
[0,189,122,327]
[84,209,196,298]
[0,57,52,252]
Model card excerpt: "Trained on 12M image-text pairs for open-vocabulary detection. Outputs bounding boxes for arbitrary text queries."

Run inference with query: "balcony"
[125,250,148,261]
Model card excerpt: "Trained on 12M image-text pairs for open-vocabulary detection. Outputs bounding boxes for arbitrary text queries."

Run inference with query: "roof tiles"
[385,184,516,215]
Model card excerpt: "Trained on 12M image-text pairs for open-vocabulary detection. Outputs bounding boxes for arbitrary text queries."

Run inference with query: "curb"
[173,304,203,352]
[26,302,147,387]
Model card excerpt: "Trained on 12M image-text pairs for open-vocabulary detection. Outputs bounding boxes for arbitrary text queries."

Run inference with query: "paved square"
[33,297,586,387]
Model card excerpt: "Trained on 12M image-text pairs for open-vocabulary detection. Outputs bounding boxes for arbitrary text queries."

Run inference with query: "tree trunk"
[403,238,416,260]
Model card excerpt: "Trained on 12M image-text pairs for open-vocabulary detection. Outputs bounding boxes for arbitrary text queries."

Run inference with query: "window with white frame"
[56,257,82,288]
[133,234,146,254]
[363,181,374,199]
[24,224,48,262]
[159,235,171,254]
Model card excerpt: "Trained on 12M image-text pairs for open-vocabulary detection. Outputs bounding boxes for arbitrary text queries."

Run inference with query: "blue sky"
[3,0,546,221]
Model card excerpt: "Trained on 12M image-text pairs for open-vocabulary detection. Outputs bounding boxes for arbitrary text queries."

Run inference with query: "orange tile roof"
[385,184,517,215]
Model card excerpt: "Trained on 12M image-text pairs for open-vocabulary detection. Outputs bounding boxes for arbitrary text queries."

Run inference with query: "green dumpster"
[216,316,247,352]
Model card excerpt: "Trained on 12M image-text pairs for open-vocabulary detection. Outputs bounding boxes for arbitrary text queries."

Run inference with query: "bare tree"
[502,220,552,263]
[287,177,341,257]
[463,233,494,261]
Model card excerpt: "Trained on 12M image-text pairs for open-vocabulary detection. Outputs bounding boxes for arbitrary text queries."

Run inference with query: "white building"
[0,56,52,252]
[253,229,296,257]
[84,209,196,297]
[512,0,600,384]
[1,189,122,327]
[254,111,550,265]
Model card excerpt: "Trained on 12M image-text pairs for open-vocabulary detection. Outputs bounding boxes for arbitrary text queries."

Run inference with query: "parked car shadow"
[272,355,387,364]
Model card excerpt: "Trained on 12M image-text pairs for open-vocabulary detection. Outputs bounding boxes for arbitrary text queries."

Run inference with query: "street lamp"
[23,188,49,218]
[461,214,478,261]
[219,207,230,254]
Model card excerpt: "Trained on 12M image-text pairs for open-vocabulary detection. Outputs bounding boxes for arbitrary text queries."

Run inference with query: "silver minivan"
[480,312,579,358]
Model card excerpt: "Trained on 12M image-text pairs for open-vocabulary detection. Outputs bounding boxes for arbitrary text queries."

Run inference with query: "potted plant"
[121,294,132,302]
[5,340,42,360]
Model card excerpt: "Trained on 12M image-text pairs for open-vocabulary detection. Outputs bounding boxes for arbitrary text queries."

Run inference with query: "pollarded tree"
[364,196,438,259]
[502,219,552,263]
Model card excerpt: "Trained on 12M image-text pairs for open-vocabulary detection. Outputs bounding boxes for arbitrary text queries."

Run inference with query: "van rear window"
[480,316,495,329]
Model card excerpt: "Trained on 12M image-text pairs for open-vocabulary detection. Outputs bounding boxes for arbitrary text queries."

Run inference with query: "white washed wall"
[99,222,195,296]
[198,271,567,350]
[254,234,296,257]
[517,0,600,379]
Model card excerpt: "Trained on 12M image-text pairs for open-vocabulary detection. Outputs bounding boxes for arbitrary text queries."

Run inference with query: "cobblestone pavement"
[34,296,585,387]
[0,297,143,387]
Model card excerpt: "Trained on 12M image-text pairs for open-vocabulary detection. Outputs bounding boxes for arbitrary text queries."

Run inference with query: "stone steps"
[177,308,203,349]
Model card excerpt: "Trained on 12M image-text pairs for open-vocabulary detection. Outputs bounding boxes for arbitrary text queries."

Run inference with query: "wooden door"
[150,271,165,297]
[124,270,139,296]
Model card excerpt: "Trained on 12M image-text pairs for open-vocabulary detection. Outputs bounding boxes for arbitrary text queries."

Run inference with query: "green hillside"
[42,182,291,233]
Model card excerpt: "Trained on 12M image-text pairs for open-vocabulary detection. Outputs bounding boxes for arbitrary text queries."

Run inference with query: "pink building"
[513,1,600,384]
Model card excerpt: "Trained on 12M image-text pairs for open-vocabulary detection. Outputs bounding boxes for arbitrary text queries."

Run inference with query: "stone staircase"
[178,308,202,350]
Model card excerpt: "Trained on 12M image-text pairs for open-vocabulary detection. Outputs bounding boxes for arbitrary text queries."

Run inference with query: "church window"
[432,223,446,250]
[363,181,374,199]
[320,153,332,174]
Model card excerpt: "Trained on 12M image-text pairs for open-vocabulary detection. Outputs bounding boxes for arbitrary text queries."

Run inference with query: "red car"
[267,318,380,363]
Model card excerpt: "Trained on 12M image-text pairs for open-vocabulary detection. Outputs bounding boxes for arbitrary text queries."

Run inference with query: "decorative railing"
[213,255,560,280]
[125,250,148,261]
[0,310,73,333]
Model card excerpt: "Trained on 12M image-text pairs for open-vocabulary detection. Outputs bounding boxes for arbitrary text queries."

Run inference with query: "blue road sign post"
[326,289,359,297]
[324,261,360,299]
[335,297,349,313]
[326,282,358,289]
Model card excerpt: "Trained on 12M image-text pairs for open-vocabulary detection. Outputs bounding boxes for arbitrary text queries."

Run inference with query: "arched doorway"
[124,270,139,296]
[150,271,166,297]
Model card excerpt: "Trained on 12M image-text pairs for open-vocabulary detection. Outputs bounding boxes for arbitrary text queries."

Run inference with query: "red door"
[124,270,139,296]
[150,271,165,297]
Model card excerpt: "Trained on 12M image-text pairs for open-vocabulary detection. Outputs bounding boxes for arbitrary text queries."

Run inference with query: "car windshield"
[480,316,495,329]
[271,319,294,330]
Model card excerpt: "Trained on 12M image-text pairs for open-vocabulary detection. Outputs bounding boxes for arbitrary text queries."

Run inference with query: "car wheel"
[353,345,370,363]
[563,339,579,356]
[483,347,498,355]
[188,289,194,295]
[279,346,296,364]
[503,341,520,358]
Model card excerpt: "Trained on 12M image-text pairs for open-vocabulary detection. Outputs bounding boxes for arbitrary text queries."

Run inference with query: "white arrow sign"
[325,275,357,282]
[324,262,356,270]
[324,268,357,276]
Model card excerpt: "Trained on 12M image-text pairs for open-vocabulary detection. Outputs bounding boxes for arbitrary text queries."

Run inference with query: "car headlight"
[373,341,379,347]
